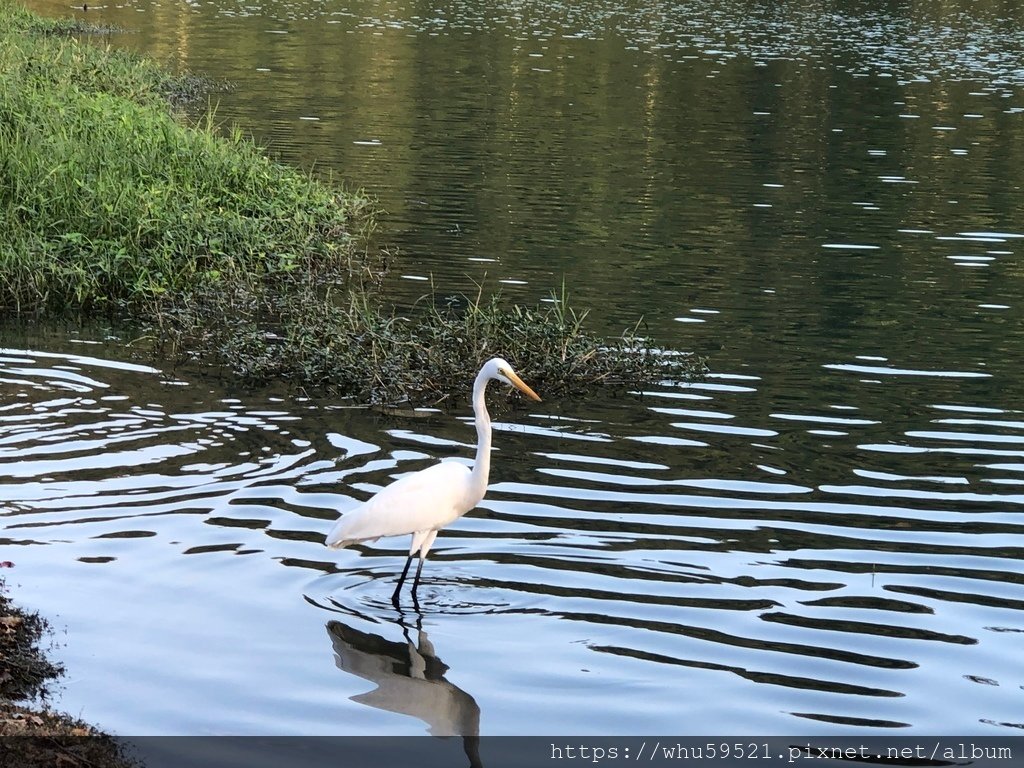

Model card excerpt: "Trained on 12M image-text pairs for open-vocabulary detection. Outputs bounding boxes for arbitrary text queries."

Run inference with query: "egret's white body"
[326,462,475,554]
[326,357,541,602]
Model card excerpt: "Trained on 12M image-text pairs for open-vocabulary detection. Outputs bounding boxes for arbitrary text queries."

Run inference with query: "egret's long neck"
[469,370,492,501]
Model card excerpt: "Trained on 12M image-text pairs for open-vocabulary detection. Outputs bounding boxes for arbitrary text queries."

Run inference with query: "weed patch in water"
[158,281,705,405]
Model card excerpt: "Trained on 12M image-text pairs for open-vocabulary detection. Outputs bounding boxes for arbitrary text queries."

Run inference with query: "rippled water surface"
[7,0,1024,737]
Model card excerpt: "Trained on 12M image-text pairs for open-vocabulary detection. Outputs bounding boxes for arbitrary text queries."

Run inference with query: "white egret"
[326,357,541,603]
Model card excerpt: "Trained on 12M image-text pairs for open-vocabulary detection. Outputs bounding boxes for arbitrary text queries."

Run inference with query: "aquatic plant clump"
[0,7,374,313]
[160,283,706,405]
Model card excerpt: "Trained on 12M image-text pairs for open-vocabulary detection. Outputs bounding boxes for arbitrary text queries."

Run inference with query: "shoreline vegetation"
[1,0,704,406]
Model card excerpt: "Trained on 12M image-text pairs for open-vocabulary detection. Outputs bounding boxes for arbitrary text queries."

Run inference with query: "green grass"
[0,5,373,313]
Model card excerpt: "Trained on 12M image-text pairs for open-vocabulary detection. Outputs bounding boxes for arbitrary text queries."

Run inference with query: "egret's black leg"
[410,555,427,600]
[392,554,415,604]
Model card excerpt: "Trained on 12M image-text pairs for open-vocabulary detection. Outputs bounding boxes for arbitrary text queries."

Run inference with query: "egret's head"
[485,357,542,402]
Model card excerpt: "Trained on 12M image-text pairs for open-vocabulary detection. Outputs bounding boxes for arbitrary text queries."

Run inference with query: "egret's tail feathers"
[325,523,359,549]
[325,534,349,549]
[325,519,351,549]
[325,505,359,549]
[326,534,381,549]
[325,513,380,549]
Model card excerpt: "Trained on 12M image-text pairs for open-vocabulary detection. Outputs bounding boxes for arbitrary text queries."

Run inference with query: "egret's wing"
[326,461,473,548]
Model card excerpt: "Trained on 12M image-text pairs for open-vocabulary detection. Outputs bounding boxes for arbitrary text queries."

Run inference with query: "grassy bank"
[2,1,703,403]
[0,2,374,312]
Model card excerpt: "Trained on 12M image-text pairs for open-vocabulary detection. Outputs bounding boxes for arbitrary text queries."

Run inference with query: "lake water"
[5,0,1024,738]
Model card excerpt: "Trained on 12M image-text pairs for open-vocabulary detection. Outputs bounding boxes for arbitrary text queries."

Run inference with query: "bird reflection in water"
[327,611,482,768]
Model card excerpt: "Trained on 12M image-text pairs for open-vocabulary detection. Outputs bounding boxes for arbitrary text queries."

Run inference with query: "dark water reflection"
[7,0,1024,736]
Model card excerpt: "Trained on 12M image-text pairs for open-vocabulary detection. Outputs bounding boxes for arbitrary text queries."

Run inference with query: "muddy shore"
[0,576,137,767]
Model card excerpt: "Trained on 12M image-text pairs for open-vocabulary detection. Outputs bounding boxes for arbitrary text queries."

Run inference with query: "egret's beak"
[508,370,542,402]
